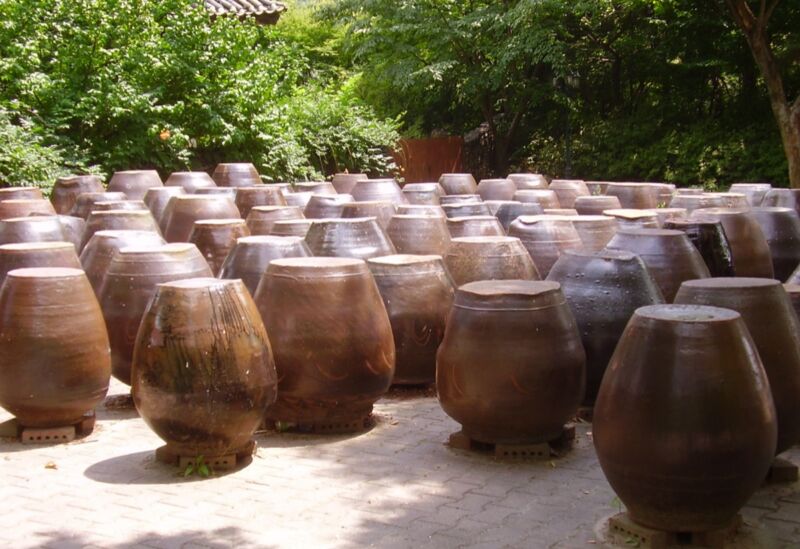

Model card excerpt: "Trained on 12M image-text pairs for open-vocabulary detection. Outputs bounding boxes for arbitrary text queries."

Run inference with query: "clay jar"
[447,216,505,238]
[690,208,774,278]
[730,183,772,207]
[51,175,104,215]
[161,195,240,243]
[81,209,161,250]
[573,195,622,216]
[294,182,337,195]
[283,191,314,209]
[91,200,149,213]
[220,235,311,295]
[304,217,396,260]
[653,208,688,227]
[444,236,540,286]
[606,229,710,302]
[0,216,67,245]
[132,278,277,457]
[440,194,482,205]
[0,187,44,201]
[402,183,444,205]
[749,207,800,281]
[100,244,213,385]
[254,257,395,424]
[331,173,368,194]
[442,202,492,219]
[0,199,56,220]
[604,183,659,209]
[188,219,250,276]
[80,230,166,296]
[397,204,446,217]
[367,255,455,385]
[386,215,451,256]
[548,179,589,208]
[0,268,111,427]
[437,280,585,443]
[508,215,582,277]
[674,278,800,454]
[246,205,304,235]
[107,170,163,200]
[0,242,81,287]
[602,209,659,229]
[235,186,288,217]
[507,173,548,190]
[304,194,354,219]
[762,188,800,216]
[439,173,478,195]
[593,304,776,532]
[341,201,397,229]
[70,192,128,219]
[164,171,217,194]
[790,264,800,284]
[668,193,726,212]
[492,202,544,231]
[567,215,618,251]
[477,178,516,201]
[270,219,313,238]
[144,187,186,228]
[51,215,85,252]
[663,219,735,277]
[195,187,236,197]
[786,284,800,319]
[212,163,261,187]
[547,250,664,406]
[350,179,406,205]
[513,189,560,209]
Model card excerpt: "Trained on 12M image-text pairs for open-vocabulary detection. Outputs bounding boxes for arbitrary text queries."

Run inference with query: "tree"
[725,0,800,187]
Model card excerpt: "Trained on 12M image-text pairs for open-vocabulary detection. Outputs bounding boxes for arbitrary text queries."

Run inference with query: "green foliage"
[0,0,399,181]
[183,455,212,478]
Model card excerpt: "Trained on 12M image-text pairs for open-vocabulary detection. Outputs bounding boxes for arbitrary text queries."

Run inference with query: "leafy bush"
[0,0,399,182]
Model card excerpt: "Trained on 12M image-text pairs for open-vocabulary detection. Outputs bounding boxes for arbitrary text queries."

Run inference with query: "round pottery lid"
[456,280,563,310]
[635,304,740,323]
[0,241,75,252]
[268,256,368,278]
[7,267,84,279]
[193,218,246,227]
[680,277,780,291]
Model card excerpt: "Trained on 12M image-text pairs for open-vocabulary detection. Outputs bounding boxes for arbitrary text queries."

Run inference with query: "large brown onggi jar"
[507,173,548,190]
[748,207,800,281]
[386,215,451,256]
[254,257,395,424]
[401,183,444,205]
[0,187,44,201]
[52,175,104,214]
[270,219,313,238]
[160,195,240,243]
[219,235,311,295]
[437,280,585,444]
[446,216,505,238]
[367,255,455,385]
[70,192,128,219]
[730,183,771,207]
[80,230,165,296]
[674,278,800,454]
[164,171,217,193]
[99,243,212,385]
[606,228,710,302]
[593,304,776,532]
[341,201,397,228]
[235,186,288,217]
[331,173,368,194]
[246,205,304,235]
[212,163,261,187]
[444,236,540,287]
[513,189,560,209]
[762,188,800,216]
[0,268,110,427]
[439,173,478,195]
[0,199,56,220]
[294,181,337,195]
[132,278,276,457]
[573,195,622,216]
[492,202,544,231]
[283,191,314,209]
[81,209,161,250]
[188,219,250,276]
[508,215,582,277]
[304,217,396,260]
[567,215,618,252]
[303,193,354,219]
[107,170,163,200]
[144,187,186,229]
[477,179,516,201]
[350,179,407,206]
[663,219,735,277]
[0,242,81,287]
[547,250,664,406]
[0,216,68,246]
[605,183,660,209]
[548,179,589,208]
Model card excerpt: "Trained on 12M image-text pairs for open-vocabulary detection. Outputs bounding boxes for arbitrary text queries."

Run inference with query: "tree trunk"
[726,0,800,188]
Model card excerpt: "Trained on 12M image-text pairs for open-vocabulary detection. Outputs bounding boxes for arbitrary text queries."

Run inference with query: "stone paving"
[0,380,798,549]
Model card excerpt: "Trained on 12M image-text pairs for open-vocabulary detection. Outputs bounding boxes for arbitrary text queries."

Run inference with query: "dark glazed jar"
[220,235,311,295]
[0,242,81,287]
[100,244,213,385]
[507,173,548,190]
[492,202,544,232]
[132,278,277,458]
[107,170,163,200]
[548,179,589,208]
[254,257,395,424]
[52,175,104,215]
[70,192,127,219]
[160,195,240,243]
[304,217,396,259]
[164,171,217,193]
[606,229,710,302]
[749,207,800,281]
[402,183,444,205]
[367,255,455,385]
[144,187,186,229]
[663,219,735,277]
[0,268,110,427]
[674,278,800,454]
[0,199,56,220]
[690,208,774,278]
[477,179,516,201]
[246,205,304,235]
[593,304,776,532]
[762,188,800,216]
[573,195,622,216]
[212,163,262,187]
[0,216,67,245]
[508,215,582,277]
[386,215,451,256]
[80,230,165,296]
[235,186,288,217]
[446,216,505,238]
[81,209,161,250]
[730,183,771,207]
[444,236,540,286]
[188,219,250,276]
[437,280,585,443]
[331,173,368,194]
[341,201,397,228]
[303,193,354,219]
[513,189,560,209]
[439,173,478,195]
[547,250,664,406]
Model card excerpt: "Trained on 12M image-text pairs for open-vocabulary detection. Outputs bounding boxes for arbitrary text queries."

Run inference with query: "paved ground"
[0,380,798,549]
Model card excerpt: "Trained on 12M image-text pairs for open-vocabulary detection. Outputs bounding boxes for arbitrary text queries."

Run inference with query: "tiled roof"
[204,0,287,17]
